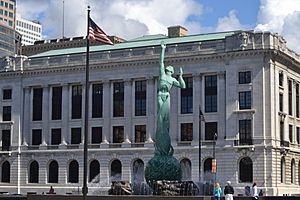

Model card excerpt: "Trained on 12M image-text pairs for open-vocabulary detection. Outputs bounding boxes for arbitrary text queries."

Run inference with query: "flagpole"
[83,5,90,200]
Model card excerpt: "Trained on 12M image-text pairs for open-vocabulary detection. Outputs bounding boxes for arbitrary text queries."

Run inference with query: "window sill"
[233,109,255,113]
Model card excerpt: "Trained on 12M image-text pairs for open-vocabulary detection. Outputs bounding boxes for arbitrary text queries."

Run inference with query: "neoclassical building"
[0,26,299,196]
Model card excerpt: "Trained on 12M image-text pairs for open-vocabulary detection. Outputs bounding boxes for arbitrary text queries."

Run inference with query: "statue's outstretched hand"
[161,41,166,49]
[179,67,183,76]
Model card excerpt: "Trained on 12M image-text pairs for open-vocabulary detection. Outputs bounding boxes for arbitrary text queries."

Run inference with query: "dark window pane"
[296,84,299,118]
[33,88,43,121]
[288,80,293,115]
[91,127,102,144]
[239,157,253,182]
[135,81,146,116]
[289,125,293,143]
[279,93,283,112]
[111,160,121,181]
[135,125,146,143]
[2,130,10,151]
[89,160,100,182]
[279,73,283,87]
[181,77,193,114]
[239,120,252,145]
[1,161,10,183]
[29,161,39,183]
[32,129,42,145]
[113,82,124,117]
[72,85,82,119]
[92,84,103,118]
[3,89,11,100]
[51,129,61,145]
[181,123,193,141]
[205,122,217,140]
[297,127,300,144]
[239,71,251,84]
[68,160,79,183]
[71,128,81,144]
[205,75,217,112]
[48,161,58,183]
[113,126,124,143]
[52,87,62,120]
[2,106,11,121]
[239,91,252,110]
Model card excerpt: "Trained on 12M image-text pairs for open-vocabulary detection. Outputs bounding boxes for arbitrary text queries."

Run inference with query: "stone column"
[60,84,69,146]
[123,79,132,146]
[102,80,110,146]
[146,76,155,145]
[41,85,49,146]
[22,86,31,146]
[192,74,201,145]
[218,71,226,141]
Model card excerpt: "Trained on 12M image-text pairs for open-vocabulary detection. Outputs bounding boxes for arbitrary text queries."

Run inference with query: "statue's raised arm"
[159,42,166,76]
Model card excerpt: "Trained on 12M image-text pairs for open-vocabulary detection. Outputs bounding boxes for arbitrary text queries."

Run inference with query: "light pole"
[212,133,217,186]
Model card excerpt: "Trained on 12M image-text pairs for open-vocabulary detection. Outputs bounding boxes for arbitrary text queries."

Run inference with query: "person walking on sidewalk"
[214,182,222,200]
[224,181,234,200]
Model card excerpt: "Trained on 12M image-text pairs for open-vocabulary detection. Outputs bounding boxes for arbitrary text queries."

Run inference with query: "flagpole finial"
[87,5,90,10]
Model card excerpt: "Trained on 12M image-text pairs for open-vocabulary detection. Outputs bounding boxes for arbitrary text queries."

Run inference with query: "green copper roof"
[30,31,237,58]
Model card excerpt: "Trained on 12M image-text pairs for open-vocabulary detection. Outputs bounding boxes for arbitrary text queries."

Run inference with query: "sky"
[17,0,300,53]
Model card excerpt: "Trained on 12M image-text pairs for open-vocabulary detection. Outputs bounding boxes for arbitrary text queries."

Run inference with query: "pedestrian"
[214,182,222,200]
[224,180,234,200]
[251,182,259,200]
[48,186,55,194]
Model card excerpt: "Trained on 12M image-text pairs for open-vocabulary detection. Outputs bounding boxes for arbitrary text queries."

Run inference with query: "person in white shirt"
[252,182,258,200]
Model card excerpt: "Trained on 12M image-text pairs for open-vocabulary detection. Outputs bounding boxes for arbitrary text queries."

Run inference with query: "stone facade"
[0,30,299,196]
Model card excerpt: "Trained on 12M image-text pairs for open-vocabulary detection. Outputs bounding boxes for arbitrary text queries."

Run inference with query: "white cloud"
[215,10,247,32]
[17,0,203,40]
[255,0,300,53]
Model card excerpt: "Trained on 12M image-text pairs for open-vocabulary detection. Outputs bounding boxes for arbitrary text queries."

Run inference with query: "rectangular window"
[72,85,82,119]
[239,120,252,145]
[52,86,62,120]
[3,89,11,100]
[32,129,42,145]
[279,93,283,112]
[91,127,102,144]
[288,80,293,115]
[297,127,300,144]
[51,129,61,145]
[2,106,11,121]
[92,84,103,118]
[205,75,217,112]
[239,71,251,84]
[135,80,146,116]
[279,72,283,87]
[113,126,124,143]
[180,123,193,141]
[32,88,43,121]
[289,125,293,143]
[205,122,217,140]
[239,91,252,110]
[2,130,10,151]
[296,84,299,118]
[71,128,81,144]
[135,125,146,143]
[280,122,284,145]
[9,4,13,9]
[113,82,124,117]
[181,77,193,114]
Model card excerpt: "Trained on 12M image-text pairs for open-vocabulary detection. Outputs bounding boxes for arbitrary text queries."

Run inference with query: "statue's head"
[165,66,174,74]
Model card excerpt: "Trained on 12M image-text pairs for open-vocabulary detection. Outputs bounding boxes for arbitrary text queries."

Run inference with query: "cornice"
[0,48,298,78]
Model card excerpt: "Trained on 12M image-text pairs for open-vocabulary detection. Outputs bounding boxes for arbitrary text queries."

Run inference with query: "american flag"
[88,17,113,45]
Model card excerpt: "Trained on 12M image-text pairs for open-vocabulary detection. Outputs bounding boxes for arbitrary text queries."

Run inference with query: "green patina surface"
[144,42,185,186]
[30,31,236,58]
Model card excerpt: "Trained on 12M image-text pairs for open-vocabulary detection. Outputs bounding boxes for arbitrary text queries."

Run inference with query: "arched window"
[281,157,285,183]
[89,160,100,182]
[29,161,39,183]
[48,160,58,183]
[203,158,213,182]
[180,158,191,181]
[68,160,79,183]
[291,159,295,184]
[239,157,253,183]
[1,161,10,183]
[110,159,122,181]
[132,159,144,183]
